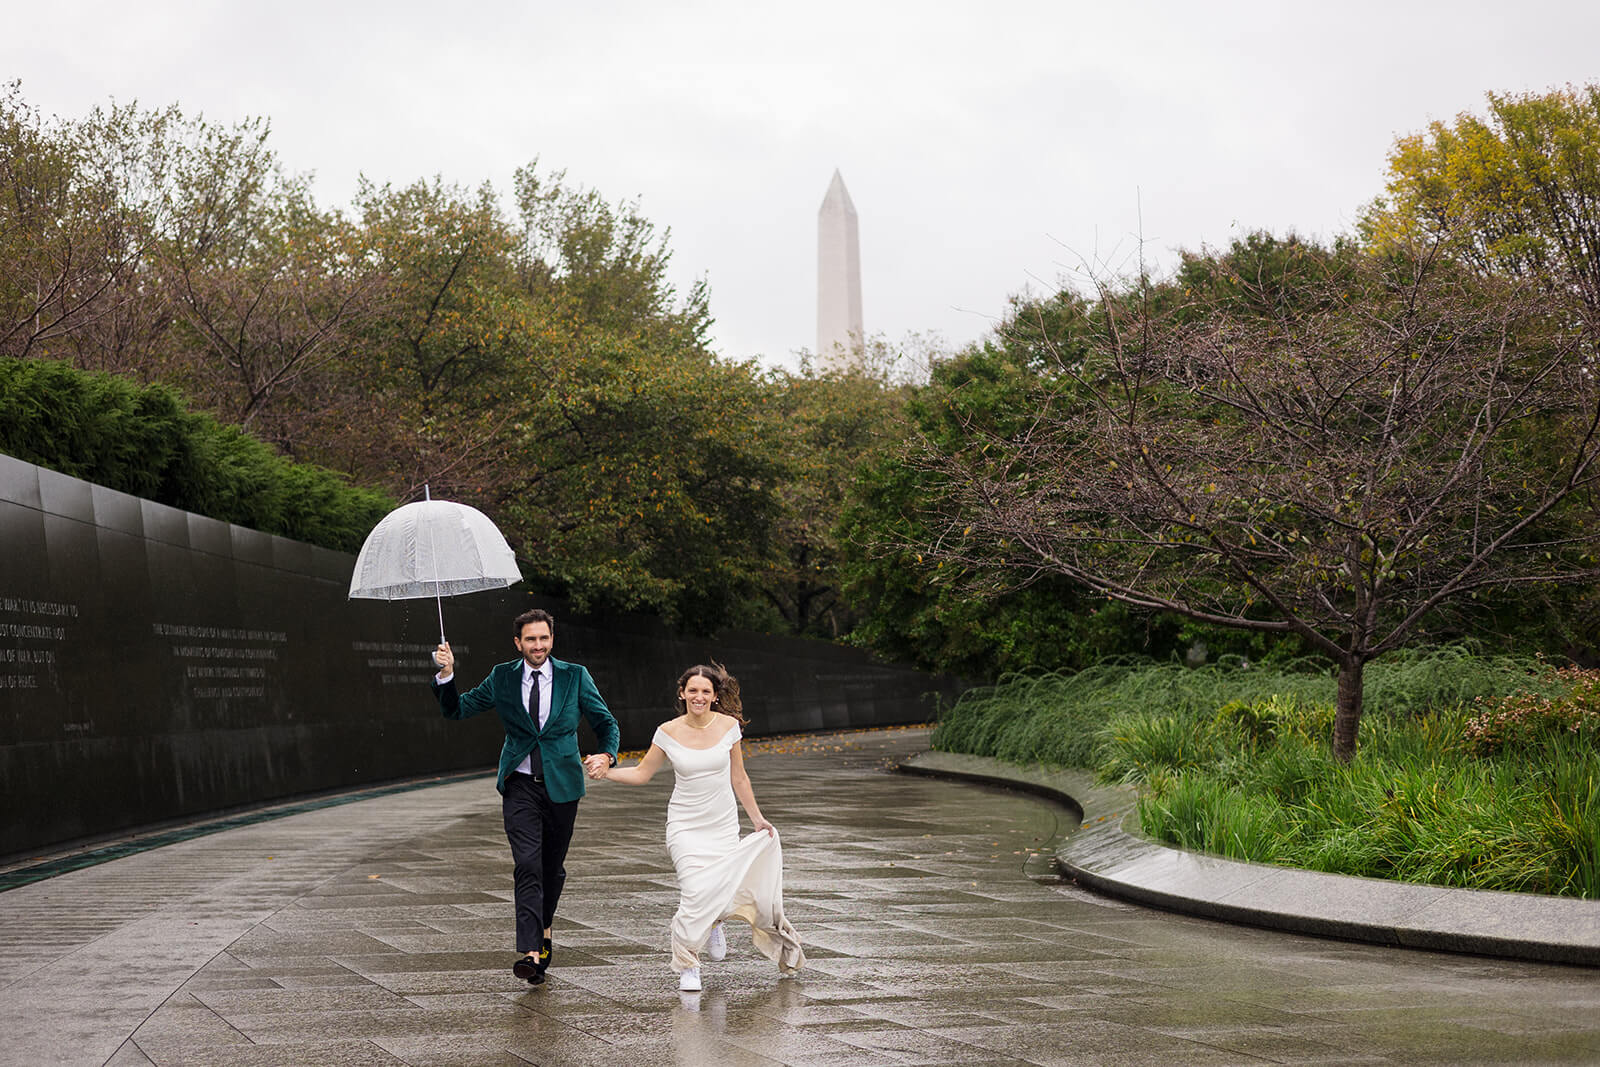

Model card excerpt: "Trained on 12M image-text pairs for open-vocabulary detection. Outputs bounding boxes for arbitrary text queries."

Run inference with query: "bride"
[593,663,805,991]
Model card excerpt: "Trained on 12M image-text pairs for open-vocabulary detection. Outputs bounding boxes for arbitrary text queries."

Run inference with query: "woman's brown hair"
[675,662,747,725]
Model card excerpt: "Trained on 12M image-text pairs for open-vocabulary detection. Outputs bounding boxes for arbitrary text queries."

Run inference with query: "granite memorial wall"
[0,454,959,858]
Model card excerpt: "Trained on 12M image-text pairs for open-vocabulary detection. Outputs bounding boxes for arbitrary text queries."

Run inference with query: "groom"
[432,608,619,985]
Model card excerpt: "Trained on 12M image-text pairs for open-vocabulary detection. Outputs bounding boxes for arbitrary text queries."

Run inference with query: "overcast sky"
[7,1,1598,367]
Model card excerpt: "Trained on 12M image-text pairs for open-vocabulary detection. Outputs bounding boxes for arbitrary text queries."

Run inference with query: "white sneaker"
[707,923,727,961]
[678,967,702,992]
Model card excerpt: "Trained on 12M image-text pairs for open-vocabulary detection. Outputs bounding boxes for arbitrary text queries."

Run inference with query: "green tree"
[759,363,906,636]
[512,161,712,347]
[337,167,783,630]
[354,175,525,416]
[502,334,782,627]
[837,338,1204,678]
[297,175,537,504]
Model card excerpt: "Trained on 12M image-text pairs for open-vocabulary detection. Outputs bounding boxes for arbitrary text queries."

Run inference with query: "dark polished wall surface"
[0,454,959,859]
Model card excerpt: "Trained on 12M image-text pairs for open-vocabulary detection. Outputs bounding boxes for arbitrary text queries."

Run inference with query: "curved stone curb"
[901,749,1600,968]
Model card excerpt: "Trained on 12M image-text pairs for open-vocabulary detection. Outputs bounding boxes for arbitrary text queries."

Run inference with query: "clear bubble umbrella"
[348,486,522,644]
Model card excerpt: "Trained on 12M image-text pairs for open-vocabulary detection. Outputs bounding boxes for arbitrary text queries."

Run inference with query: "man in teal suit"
[432,608,620,986]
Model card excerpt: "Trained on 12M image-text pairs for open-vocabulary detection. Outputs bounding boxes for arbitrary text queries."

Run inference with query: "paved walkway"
[3,728,1598,1066]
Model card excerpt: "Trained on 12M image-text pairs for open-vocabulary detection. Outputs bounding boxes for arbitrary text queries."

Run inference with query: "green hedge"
[0,358,394,553]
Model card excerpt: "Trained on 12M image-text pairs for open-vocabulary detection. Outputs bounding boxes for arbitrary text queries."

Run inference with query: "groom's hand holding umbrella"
[433,642,454,675]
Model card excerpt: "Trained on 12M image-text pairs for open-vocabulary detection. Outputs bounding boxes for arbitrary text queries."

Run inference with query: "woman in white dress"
[593,664,804,991]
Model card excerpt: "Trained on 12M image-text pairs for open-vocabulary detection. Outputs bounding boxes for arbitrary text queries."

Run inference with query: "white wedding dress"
[654,722,805,974]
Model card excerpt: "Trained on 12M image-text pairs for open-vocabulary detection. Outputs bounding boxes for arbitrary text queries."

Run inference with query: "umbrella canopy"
[349,498,522,600]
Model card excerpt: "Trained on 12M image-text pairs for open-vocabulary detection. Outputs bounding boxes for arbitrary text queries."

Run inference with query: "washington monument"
[816,170,863,366]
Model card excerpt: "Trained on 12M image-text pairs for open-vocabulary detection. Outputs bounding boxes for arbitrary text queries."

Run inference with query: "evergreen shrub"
[0,357,394,554]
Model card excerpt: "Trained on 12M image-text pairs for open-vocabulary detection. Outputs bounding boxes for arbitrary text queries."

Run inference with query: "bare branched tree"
[912,243,1600,759]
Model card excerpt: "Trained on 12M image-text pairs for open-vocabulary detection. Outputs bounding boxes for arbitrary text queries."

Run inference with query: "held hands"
[583,753,611,780]
[433,642,454,674]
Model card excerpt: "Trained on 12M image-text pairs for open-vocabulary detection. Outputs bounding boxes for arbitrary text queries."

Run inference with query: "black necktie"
[526,669,544,776]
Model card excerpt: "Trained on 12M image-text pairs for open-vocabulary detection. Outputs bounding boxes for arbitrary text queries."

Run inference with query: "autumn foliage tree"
[0,84,171,371]
[0,85,809,631]
[161,163,377,439]
[1364,83,1600,334]
[1361,83,1600,654]
[902,237,1600,759]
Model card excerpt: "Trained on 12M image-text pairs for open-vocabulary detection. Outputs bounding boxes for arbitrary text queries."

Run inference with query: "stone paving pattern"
[3,727,1599,1065]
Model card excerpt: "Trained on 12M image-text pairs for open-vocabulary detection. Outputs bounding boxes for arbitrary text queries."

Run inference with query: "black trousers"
[502,772,579,953]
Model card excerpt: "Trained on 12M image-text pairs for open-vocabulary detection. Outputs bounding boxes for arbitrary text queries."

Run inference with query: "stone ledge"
[901,749,1600,967]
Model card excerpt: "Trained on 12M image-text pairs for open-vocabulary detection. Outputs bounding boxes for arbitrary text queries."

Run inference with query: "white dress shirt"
[513,661,549,775]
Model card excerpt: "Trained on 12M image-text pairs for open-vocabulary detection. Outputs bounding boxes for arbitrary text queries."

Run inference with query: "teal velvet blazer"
[433,656,620,802]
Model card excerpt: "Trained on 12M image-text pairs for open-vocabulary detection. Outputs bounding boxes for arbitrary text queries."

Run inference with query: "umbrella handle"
[425,484,447,646]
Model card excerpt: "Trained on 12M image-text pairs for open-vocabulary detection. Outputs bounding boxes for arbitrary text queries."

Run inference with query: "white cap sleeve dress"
[653,722,805,974]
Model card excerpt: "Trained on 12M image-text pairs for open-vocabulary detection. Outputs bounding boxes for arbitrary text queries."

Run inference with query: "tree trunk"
[1332,657,1365,763]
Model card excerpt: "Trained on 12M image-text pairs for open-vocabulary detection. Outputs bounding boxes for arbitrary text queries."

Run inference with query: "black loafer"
[537,936,553,975]
[513,953,543,984]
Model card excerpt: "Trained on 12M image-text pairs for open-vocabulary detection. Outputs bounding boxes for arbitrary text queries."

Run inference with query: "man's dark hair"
[513,608,556,637]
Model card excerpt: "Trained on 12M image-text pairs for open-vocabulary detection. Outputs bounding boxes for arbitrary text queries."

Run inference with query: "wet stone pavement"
[3,727,1599,1066]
